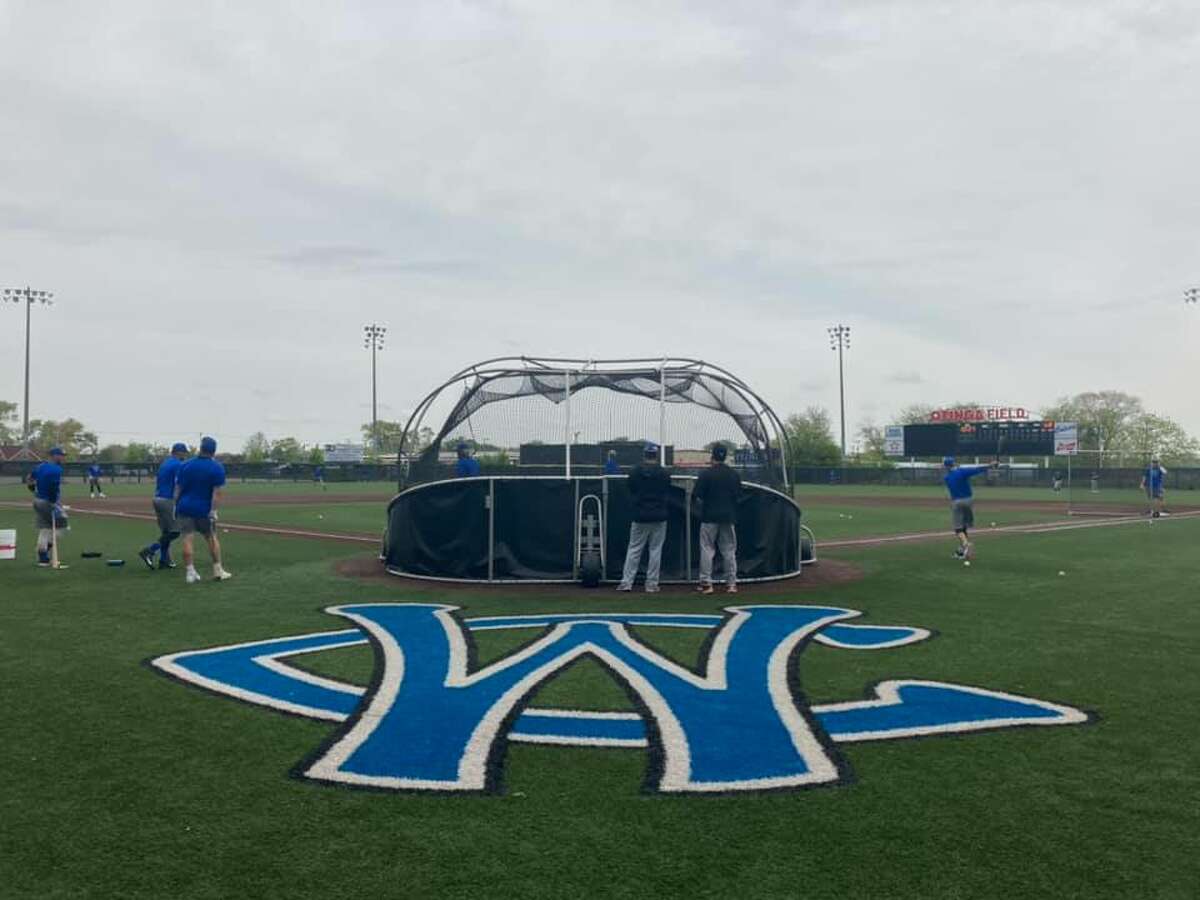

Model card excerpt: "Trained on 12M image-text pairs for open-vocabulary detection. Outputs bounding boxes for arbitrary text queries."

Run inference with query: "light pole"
[363,324,386,454]
[828,324,851,458]
[3,286,54,444]
[1186,287,1197,304]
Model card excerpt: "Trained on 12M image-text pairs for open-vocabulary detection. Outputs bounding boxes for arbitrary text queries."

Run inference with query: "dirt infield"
[796,493,1200,512]
[61,492,392,514]
[5,501,1196,558]
[333,555,865,594]
[822,510,1200,549]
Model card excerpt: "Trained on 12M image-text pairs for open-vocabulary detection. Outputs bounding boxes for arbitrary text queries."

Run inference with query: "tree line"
[4,391,1196,466]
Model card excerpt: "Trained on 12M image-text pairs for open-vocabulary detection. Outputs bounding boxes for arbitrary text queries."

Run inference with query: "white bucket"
[0,529,16,561]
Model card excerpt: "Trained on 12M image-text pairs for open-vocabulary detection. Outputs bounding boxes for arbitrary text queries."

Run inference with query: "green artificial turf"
[1,506,1198,899]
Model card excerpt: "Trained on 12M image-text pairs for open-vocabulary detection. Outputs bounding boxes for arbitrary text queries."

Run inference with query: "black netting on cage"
[398,357,789,487]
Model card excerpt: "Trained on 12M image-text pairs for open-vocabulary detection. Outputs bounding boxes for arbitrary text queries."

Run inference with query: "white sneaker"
[185,568,202,584]
[213,566,233,581]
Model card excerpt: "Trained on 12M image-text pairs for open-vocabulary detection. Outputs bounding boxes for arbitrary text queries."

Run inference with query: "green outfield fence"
[788,465,1200,490]
[0,461,400,485]
[2,461,1197,492]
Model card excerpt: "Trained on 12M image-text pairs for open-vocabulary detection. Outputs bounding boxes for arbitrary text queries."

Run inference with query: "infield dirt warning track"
[3,498,1196,553]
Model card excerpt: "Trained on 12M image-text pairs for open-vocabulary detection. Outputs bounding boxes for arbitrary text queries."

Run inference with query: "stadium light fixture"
[827,324,851,458]
[364,324,387,453]
[3,286,55,444]
[1186,287,1198,304]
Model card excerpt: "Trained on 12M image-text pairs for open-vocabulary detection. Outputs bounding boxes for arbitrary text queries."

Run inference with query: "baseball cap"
[49,446,65,457]
[199,436,218,455]
[171,442,188,453]
[712,444,728,461]
[643,442,659,458]
[943,456,955,467]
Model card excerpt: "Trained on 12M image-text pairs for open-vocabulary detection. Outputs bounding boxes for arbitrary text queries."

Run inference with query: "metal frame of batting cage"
[395,356,792,491]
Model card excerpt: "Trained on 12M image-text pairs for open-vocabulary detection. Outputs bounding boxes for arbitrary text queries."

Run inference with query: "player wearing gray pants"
[617,443,672,593]
[619,521,668,592]
[698,521,737,588]
[694,444,742,593]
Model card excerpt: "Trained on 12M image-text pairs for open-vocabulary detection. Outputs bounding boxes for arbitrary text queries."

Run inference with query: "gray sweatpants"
[619,521,667,590]
[699,522,737,586]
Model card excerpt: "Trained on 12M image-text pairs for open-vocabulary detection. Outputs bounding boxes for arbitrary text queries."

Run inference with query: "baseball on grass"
[1058,570,1066,576]
[963,560,971,567]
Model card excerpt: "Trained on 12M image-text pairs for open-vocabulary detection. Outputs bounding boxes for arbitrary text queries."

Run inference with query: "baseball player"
[695,444,742,594]
[616,443,671,593]
[137,442,189,570]
[1141,458,1169,518]
[943,456,998,560]
[28,447,69,568]
[175,436,232,584]
[86,462,106,498]
[454,442,481,477]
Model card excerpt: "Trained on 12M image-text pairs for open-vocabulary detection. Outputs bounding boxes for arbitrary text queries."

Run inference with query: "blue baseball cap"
[712,444,728,461]
[49,446,65,457]
[643,442,659,457]
[199,436,218,455]
[171,442,188,453]
[943,456,955,467]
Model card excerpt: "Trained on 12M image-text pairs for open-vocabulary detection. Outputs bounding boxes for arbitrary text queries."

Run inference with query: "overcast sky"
[2,1,1197,452]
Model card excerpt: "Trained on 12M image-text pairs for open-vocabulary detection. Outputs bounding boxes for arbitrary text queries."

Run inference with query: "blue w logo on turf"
[152,604,1091,794]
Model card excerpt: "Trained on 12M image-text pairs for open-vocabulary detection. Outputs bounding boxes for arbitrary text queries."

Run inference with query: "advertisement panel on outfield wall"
[1053,423,1079,456]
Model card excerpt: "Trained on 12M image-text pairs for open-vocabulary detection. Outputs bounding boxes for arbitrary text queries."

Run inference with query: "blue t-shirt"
[155,457,184,500]
[455,457,481,477]
[1145,467,1164,491]
[604,458,621,475]
[88,464,102,479]
[33,462,63,503]
[944,465,989,500]
[176,457,226,517]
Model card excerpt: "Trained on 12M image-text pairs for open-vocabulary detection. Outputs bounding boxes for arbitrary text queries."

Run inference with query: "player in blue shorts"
[137,442,189,570]
[175,436,233,583]
[943,456,997,561]
[87,462,106,498]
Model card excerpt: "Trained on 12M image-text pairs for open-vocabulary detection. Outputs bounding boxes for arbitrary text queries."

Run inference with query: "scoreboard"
[899,421,1057,458]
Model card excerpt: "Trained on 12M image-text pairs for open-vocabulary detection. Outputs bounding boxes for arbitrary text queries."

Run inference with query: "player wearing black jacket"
[617,444,671,592]
[694,444,741,593]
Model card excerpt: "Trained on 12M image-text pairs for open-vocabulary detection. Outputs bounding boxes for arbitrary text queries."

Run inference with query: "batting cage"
[383,356,815,584]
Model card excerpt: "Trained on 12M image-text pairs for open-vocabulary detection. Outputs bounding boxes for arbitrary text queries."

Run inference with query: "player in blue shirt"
[454,443,481,477]
[175,436,233,583]
[603,450,621,475]
[87,462,106,499]
[137,442,190,570]
[1141,458,1168,518]
[27,447,69,567]
[943,456,997,561]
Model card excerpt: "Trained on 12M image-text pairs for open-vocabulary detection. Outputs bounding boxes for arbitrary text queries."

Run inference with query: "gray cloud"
[1,1,1197,448]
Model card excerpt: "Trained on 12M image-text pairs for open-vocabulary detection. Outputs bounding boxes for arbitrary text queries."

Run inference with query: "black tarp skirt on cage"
[384,475,806,583]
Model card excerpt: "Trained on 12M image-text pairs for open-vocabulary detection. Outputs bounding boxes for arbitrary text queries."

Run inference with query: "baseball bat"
[51,510,59,569]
